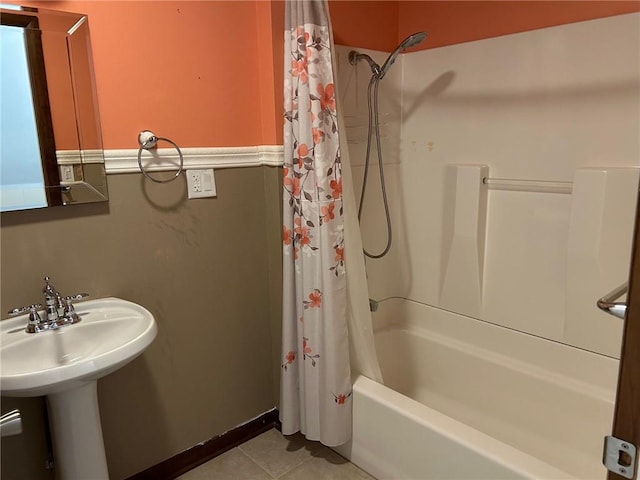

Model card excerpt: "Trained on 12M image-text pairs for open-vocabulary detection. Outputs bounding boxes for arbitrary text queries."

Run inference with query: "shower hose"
[357,74,393,259]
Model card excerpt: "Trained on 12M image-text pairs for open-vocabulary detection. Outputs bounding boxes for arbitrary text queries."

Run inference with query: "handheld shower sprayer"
[379,32,427,79]
[348,32,427,80]
[348,31,427,259]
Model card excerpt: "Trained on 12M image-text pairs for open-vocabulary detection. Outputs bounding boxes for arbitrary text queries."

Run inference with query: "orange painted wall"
[13,1,639,150]
[18,1,284,149]
[256,0,285,145]
[399,1,640,51]
[329,1,639,52]
[329,0,399,51]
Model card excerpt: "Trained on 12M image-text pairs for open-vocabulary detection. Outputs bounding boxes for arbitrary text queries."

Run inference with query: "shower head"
[378,32,427,79]
[400,31,428,50]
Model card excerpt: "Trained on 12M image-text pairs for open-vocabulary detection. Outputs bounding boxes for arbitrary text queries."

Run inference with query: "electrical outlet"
[187,169,216,199]
[60,165,74,182]
[191,173,202,192]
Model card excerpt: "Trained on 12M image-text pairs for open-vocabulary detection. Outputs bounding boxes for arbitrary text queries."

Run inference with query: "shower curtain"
[280,0,382,447]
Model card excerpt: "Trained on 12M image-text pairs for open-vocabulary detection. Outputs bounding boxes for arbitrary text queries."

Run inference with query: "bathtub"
[334,298,619,479]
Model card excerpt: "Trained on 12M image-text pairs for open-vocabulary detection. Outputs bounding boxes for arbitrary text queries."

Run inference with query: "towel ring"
[137,130,184,183]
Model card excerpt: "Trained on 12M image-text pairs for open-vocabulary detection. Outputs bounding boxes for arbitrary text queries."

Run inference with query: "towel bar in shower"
[597,282,628,319]
[482,177,573,194]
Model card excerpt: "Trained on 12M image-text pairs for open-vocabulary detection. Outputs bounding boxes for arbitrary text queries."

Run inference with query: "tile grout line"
[272,455,316,479]
[234,447,279,479]
[237,436,315,479]
[177,429,376,480]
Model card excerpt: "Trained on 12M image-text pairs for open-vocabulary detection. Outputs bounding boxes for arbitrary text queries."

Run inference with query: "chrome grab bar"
[597,282,628,319]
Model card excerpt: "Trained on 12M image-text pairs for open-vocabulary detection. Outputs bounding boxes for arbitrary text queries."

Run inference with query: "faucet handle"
[7,304,45,333]
[64,293,89,303]
[8,304,43,317]
[25,306,44,333]
[58,293,88,326]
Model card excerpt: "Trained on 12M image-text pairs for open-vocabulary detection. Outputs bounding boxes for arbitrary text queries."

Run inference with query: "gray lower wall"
[0,166,282,480]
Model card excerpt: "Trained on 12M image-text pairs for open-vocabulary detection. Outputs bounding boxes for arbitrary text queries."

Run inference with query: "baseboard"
[126,408,280,480]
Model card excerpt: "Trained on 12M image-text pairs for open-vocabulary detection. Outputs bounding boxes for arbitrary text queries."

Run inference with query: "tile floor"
[177,428,376,480]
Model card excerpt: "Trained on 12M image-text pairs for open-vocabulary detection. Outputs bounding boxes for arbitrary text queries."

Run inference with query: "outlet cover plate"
[187,169,216,199]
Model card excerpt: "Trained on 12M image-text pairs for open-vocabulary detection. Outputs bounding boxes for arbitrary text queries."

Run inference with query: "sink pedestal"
[47,380,109,480]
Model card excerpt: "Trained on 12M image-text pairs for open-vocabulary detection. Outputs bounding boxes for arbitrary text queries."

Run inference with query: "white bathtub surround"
[335,298,618,479]
[565,167,639,357]
[331,11,638,480]
[439,164,489,318]
[337,12,640,358]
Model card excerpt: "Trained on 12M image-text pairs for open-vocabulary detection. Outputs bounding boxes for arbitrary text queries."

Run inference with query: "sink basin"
[1,297,156,397]
[1,297,156,479]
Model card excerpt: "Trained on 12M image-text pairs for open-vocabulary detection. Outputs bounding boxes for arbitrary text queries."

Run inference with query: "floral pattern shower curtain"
[280,0,352,446]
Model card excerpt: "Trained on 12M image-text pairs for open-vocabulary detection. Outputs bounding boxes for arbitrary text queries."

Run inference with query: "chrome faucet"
[8,276,88,333]
[42,276,60,324]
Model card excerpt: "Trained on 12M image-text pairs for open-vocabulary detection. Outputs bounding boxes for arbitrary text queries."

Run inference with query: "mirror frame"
[0,6,108,211]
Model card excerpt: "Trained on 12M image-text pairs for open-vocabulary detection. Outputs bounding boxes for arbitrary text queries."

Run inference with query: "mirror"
[0,5,108,212]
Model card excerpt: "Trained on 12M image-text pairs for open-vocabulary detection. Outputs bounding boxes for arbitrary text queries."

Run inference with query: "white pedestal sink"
[1,297,157,479]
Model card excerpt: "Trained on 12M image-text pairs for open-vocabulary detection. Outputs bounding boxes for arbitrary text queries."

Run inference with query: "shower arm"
[348,52,381,77]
